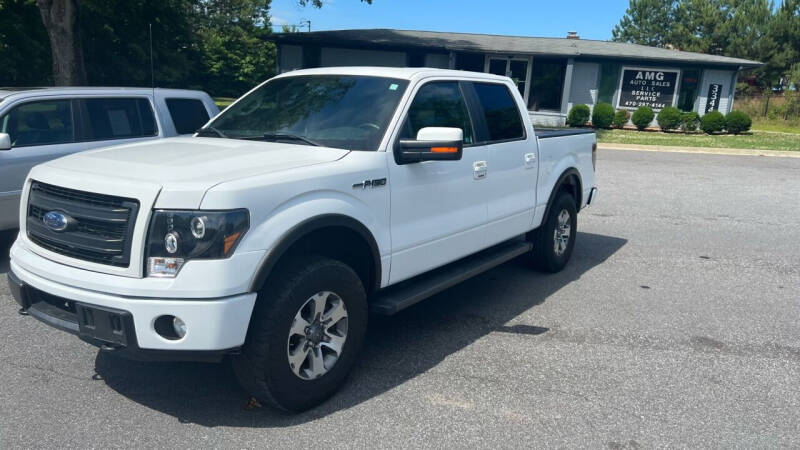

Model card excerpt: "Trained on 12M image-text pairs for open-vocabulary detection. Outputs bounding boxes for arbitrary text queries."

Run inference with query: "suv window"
[166,98,210,135]
[400,82,474,144]
[472,82,525,142]
[0,99,75,147]
[79,98,157,141]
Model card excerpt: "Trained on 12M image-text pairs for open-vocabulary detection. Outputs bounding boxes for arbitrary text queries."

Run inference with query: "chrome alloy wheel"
[553,209,571,256]
[287,291,348,380]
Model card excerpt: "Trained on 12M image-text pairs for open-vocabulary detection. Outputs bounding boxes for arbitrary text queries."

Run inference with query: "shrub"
[567,104,590,127]
[700,111,726,134]
[631,106,655,130]
[612,110,630,128]
[591,102,615,129]
[724,110,752,134]
[656,106,682,131]
[680,112,700,132]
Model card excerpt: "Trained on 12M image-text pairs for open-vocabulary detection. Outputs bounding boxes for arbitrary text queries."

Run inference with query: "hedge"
[591,103,615,129]
[631,106,655,130]
[612,110,630,128]
[656,106,682,131]
[680,112,700,132]
[567,104,590,127]
[700,111,726,134]
[725,111,752,134]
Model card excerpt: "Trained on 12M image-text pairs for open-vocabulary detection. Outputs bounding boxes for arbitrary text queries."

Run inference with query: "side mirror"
[0,133,10,151]
[396,127,463,165]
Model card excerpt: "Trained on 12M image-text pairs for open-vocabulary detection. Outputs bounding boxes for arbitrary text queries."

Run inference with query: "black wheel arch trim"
[543,168,583,221]
[249,214,382,295]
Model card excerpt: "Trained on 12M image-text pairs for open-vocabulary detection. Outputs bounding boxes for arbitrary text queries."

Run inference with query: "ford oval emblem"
[43,211,69,232]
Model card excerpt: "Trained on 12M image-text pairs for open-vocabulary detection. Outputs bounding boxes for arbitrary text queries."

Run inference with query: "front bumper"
[9,260,257,362]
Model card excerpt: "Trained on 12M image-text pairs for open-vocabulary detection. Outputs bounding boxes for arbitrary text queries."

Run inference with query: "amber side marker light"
[431,146,458,153]
[223,232,242,255]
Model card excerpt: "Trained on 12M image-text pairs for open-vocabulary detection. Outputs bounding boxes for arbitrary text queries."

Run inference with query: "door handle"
[473,160,487,180]
[524,152,536,168]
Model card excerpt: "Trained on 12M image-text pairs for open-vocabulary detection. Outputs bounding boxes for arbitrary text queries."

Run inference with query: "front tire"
[530,191,577,272]
[232,255,368,412]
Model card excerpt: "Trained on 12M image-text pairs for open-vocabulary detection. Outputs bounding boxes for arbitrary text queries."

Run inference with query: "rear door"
[467,81,538,246]
[76,97,160,150]
[387,79,488,283]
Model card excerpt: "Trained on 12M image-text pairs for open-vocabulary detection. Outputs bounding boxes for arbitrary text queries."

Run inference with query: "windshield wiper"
[257,133,321,147]
[196,126,228,138]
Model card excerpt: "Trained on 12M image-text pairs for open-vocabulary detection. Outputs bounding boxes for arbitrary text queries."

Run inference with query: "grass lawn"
[213,97,236,109]
[596,129,800,152]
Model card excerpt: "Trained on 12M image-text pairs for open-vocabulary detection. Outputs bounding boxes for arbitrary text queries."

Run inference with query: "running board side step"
[370,239,533,315]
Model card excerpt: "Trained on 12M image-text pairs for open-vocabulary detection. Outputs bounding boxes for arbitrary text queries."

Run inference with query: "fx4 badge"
[352,178,387,189]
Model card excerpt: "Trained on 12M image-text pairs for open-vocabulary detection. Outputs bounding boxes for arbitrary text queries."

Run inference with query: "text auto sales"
[618,70,678,110]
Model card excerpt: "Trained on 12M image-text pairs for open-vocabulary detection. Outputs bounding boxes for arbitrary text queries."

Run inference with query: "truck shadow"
[93,231,626,427]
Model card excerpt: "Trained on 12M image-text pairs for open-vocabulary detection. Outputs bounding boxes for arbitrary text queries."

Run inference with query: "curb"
[597,143,800,158]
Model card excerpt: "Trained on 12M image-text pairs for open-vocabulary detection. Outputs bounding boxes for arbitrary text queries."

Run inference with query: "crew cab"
[7,67,597,412]
[0,87,219,231]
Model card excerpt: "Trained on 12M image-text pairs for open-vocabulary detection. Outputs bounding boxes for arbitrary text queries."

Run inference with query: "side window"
[166,98,211,135]
[400,81,474,144]
[0,100,75,148]
[79,98,157,141]
[472,83,525,142]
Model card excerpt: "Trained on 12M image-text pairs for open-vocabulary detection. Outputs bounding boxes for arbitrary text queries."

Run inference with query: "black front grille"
[26,181,139,267]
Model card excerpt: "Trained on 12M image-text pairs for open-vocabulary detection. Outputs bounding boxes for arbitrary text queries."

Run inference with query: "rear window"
[472,83,525,142]
[166,98,210,135]
[79,98,157,141]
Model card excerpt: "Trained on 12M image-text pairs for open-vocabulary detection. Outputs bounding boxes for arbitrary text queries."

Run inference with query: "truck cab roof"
[274,66,512,83]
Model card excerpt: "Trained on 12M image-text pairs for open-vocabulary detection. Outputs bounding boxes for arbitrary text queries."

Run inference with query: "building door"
[486,57,530,102]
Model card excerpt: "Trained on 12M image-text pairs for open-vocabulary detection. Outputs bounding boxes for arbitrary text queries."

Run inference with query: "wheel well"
[543,169,583,222]
[251,217,380,296]
[558,172,582,207]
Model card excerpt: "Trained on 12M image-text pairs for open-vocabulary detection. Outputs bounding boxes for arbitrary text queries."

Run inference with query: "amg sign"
[617,69,679,110]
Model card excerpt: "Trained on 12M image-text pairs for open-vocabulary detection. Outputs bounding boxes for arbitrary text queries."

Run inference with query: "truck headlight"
[145,209,249,278]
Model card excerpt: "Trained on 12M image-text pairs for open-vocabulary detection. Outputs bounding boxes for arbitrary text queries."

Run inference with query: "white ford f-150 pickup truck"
[8,67,597,411]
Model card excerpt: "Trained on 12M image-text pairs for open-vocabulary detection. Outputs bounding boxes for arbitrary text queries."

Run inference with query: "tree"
[0,0,52,85]
[612,0,676,47]
[36,0,86,85]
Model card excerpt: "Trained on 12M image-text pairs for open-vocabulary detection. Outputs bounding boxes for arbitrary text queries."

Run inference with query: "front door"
[0,99,86,229]
[388,80,487,284]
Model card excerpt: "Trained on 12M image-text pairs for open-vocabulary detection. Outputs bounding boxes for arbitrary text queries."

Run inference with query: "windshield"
[206,75,409,151]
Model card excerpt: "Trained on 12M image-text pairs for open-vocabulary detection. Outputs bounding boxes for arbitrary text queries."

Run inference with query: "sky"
[269,0,632,41]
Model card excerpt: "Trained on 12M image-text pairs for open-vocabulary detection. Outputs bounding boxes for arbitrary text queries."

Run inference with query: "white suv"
[0,87,219,231]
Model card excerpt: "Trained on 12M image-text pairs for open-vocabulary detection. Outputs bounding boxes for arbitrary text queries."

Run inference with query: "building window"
[455,52,484,72]
[597,63,620,104]
[528,58,566,111]
[677,69,701,112]
[487,57,529,97]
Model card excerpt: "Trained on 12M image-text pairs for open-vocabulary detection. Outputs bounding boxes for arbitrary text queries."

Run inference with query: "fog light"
[173,317,187,338]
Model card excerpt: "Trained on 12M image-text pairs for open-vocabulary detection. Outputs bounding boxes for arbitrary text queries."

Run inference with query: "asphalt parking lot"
[1,149,799,448]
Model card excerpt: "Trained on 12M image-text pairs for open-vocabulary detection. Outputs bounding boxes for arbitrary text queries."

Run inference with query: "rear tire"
[530,191,577,272]
[232,255,368,412]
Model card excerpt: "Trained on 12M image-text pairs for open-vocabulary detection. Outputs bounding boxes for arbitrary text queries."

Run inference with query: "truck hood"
[35,137,350,208]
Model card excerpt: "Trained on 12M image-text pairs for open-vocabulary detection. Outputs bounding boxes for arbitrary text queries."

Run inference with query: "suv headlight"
[145,209,249,278]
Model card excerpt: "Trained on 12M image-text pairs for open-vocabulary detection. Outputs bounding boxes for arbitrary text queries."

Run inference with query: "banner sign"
[705,84,722,113]
[617,69,679,110]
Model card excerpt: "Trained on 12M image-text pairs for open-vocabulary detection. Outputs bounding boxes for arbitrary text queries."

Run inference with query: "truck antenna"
[149,23,155,94]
